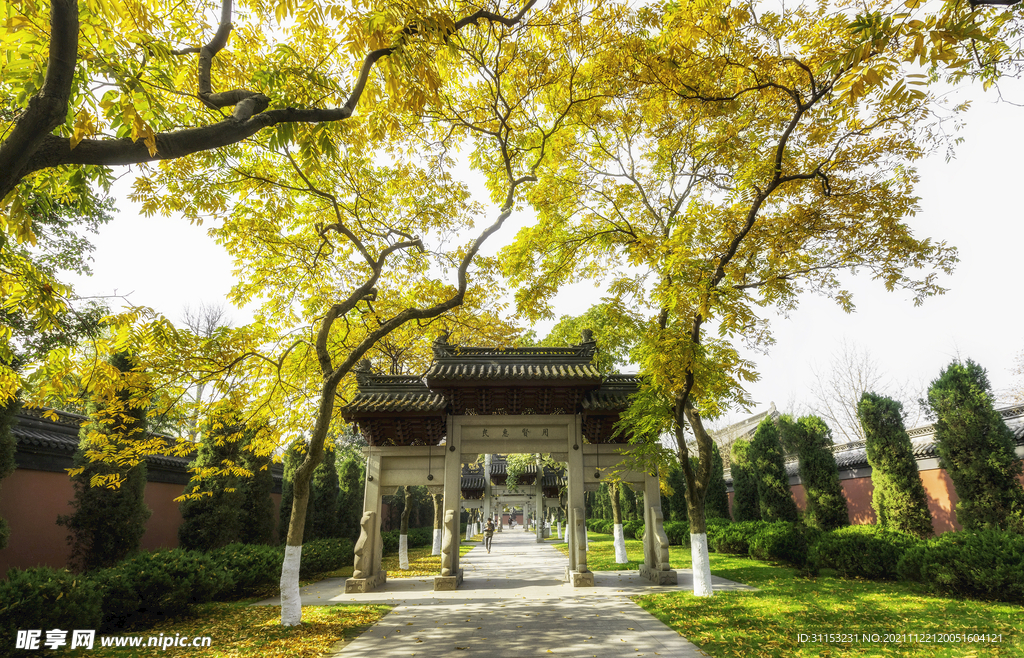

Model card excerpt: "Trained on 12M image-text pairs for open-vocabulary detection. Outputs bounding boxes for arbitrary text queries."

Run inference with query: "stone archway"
[340,335,675,593]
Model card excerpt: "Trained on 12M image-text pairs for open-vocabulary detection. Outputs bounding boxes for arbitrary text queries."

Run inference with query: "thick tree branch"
[0,0,78,195]
[1,0,538,201]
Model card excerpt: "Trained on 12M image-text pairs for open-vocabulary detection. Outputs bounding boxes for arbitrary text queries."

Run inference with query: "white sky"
[66,78,1024,427]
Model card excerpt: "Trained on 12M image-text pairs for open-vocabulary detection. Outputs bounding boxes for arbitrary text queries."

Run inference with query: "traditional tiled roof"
[13,406,194,470]
[582,375,641,412]
[341,369,447,419]
[425,335,601,383]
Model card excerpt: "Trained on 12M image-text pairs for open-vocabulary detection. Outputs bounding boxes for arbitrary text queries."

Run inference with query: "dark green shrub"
[92,549,231,631]
[730,439,760,523]
[207,543,284,596]
[779,415,849,531]
[704,517,734,546]
[858,392,933,538]
[586,518,602,532]
[0,568,102,643]
[336,445,366,543]
[58,354,152,572]
[712,521,767,555]
[299,538,354,578]
[750,419,798,522]
[663,520,690,545]
[381,530,400,555]
[178,410,245,552]
[407,527,433,548]
[622,519,644,539]
[0,397,17,551]
[748,521,808,567]
[813,525,921,580]
[238,446,277,545]
[896,529,1024,603]
[705,448,732,520]
[926,360,1024,533]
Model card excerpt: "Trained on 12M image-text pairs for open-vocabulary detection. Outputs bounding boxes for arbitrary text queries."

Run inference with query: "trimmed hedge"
[663,520,690,546]
[92,550,230,631]
[207,543,283,596]
[0,568,102,642]
[711,521,767,555]
[748,521,809,567]
[703,517,733,546]
[812,525,921,580]
[622,519,644,539]
[299,538,354,579]
[896,529,1024,603]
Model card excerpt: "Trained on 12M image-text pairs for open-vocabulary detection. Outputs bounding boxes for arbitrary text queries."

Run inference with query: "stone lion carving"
[441,509,456,576]
[352,510,376,579]
[652,507,671,571]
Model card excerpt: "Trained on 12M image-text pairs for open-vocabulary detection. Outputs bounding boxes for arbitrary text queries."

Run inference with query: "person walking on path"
[484,519,495,553]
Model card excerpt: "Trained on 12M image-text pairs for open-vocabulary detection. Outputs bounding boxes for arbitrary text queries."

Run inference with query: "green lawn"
[560,532,1022,658]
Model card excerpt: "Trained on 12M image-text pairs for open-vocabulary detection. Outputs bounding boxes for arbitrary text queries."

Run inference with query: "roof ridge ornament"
[432,331,452,359]
[355,358,374,386]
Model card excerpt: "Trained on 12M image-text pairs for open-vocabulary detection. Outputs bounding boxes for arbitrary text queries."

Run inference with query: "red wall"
[1,471,285,575]
[0,469,75,575]
[729,468,1024,535]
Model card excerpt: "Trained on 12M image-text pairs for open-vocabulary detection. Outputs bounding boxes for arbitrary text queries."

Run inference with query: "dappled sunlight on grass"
[636,552,1022,658]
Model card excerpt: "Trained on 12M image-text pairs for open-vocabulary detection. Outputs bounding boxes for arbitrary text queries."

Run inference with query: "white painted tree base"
[280,545,303,625]
[399,534,409,570]
[557,521,562,539]
[690,533,715,597]
[613,523,628,563]
[432,528,442,556]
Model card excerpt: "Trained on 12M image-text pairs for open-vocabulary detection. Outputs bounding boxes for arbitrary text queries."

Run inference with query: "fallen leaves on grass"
[67,602,390,658]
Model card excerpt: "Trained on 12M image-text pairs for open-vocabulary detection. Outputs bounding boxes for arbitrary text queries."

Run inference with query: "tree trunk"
[431,493,443,556]
[610,481,627,564]
[280,382,334,625]
[679,398,714,597]
[399,486,411,570]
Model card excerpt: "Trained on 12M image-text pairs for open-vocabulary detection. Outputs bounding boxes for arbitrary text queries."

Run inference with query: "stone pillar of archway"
[345,450,386,593]
[535,457,545,543]
[435,417,463,591]
[484,454,493,532]
[639,469,677,585]
[566,414,593,586]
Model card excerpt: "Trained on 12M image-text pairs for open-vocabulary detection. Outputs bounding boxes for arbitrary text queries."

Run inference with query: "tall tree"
[778,415,849,531]
[705,448,732,521]
[857,392,933,538]
[335,443,366,543]
[237,437,276,546]
[178,408,245,551]
[926,359,1024,533]
[57,352,151,571]
[729,439,760,523]
[430,493,443,556]
[499,0,959,596]
[749,419,798,523]
[0,397,18,549]
[307,447,340,541]
[24,3,597,626]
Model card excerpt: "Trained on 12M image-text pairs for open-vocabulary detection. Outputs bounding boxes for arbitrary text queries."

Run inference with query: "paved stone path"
[259,529,755,657]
